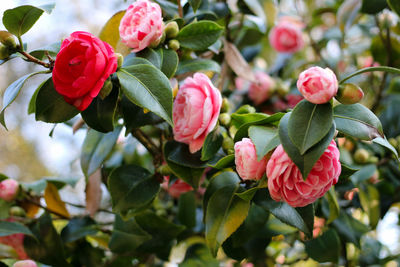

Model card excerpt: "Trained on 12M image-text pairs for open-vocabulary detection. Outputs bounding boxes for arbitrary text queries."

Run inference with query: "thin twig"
[177,0,183,18]
[63,200,114,214]
[20,51,52,69]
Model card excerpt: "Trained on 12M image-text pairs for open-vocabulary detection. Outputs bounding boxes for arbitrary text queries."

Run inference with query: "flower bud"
[165,21,179,38]
[116,53,124,69]
[222,136,234,154]
[13,260,38,267]
[0,44,10,60]
[354,148,370,164]
[157,164,172,176]
[220,98,230,113]
[336,83,364,104]
[168,39,180,51]
[0,31,17,51]
[219,113,231,126]
[344,188,359,201]
[9,206,26,217]
[98,77,113,100]
[0,179,19,202]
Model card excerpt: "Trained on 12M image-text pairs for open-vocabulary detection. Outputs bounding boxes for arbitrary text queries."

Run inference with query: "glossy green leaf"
[176,59,221,75]
[279,113,336,179]
[178,191,196,229]
[359,184,380,229]
[350,164,377,184]
[108,164,160,214]
[205,182,250,256]
[27,84,40,115]
[1,71,48,128]
[235,177,268,201]
[207,154,235,169]
[29,41,61,60]
[81,85,119,133]
[339,66,400,84]
[305,229,341,263]
[249,126,280,160]
[121,96,163,131]
[109,215,151,254]
[136,48,161,69]
[177,21,224,50]
[324,187,340,224]
[80,126,122,177]
[2,4,54,37]
[117,64,173,126]
[388,0,400,16]
[332,211,369,248]
[201,129,223,161]
[0,221,34,237]
[339,164,359,181]
[35,78,79,123]
[180,243,219,267]
[288,100,333,154]
[334,104,384,140]
[159,48,179,78]
[168,142,208,168]
[372,137,399,159]
[254,189,314,237]
[61,217,98,243]
[189,0,202,12]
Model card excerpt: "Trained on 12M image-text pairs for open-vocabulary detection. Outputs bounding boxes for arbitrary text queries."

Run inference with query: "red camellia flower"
[52,31,118,111]
[266,140,341,207]
[0,233,28,259]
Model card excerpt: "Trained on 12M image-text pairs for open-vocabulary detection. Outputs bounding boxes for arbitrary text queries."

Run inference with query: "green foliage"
[305,229,341,263]
[0,221,34,237]
[177,21,224,50]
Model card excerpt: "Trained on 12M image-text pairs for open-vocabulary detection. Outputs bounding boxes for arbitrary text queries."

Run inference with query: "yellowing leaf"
[98,11,127,50]
[44,182,70,218]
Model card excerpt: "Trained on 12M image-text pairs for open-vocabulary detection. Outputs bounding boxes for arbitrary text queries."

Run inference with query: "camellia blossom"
[235,138,268,180]
[297,66,338,104]
[173,73,222,153]
[0,179,19,202]
[119,0,164,52]
[269,17,304,53]
[162,176,193,199]
[13,260,38,267]
[248,71,275,105]
[52,31,118,111]
[0,233,28,259]
[266,141,341,207]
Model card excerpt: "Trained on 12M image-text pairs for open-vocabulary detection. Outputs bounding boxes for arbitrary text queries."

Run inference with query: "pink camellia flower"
[52,31,118,111]
[286,94,303,108]
[0,179,19,202]
[269,18,304,53]
[297,66,338,104]
[162,176,193,199]
[13,260,38,267]
[248,71,275,105]
[119,0,164,52]
[266,140,341,207]
[235,138,268,180]
[173,73,222,153]
[0,233,28,259]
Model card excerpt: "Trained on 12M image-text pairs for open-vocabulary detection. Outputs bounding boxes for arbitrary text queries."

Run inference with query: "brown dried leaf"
[223,40,255,82]
[85,169,102,217]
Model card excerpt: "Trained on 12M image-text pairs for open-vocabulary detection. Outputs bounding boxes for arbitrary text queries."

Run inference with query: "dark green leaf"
[178,191,196,229]
[324,187,340,224]
[159,48,179,78]
[288,100,333,154]
[373,137,399,159]
[177,21,224,50]
[249,126,280,160]
[340,164,359,180]
[388,0,400,16]
[117,64,173,126]
[81,85,119,133]
[109,215,151,254]
[334,104,384,140]
[30,41,60,60]
[80,126,122,177]
[350,164,377,184]
[201,129,223,161]
[121,96,162,131]
[176,59,221,75]
[305,229,341,263]
[122,54,153,67]
[361,0,388,14]
[108,164,160,214]
[0,221,34,237]
[154,0,179,18]
[35,78,79,123]
[189,0,202,12]
[180,243,219,267]
[3,5,47,37]
[61,217,98,243]
[332,211,369,247]
[27,84,40,114]
[136,48,161,69]
[168,141,208,168]
[207,154,235,169]
[359,184,380,229]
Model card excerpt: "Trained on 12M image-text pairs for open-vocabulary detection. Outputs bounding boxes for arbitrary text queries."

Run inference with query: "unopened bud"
[221,98,230,113]
[336,83,364,104]
[99,78,113,100]
[354,148,370,164]
[150,32,165,48]
[116,53,124,68]
[165,21,179,38]
[0,31,17,51]
[0,179,19,202]
[157,164,172,176]
[222,136,234,154]
[219,113,231,126]
[0,44,9,60]
[168,39,180,51]
[236,104,256,114]
[9,206,26,217]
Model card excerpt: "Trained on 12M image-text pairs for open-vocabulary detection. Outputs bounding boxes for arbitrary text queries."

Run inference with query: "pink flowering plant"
[1,0,400,266]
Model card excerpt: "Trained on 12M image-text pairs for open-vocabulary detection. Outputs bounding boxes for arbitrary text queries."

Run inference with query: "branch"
[20,51,53,69]
[177,0,183,18]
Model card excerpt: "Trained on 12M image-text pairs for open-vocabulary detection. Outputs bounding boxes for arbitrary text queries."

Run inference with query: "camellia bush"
[2,0,400,266]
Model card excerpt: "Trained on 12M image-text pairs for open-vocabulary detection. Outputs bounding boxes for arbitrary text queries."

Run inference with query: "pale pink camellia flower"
[297,66,338,104]
[162,176,193,199]
[0,179,19,202]
[248,71,275,105]
[119,0,164,53]
[13,260,38,267]
[266,140,341,207]
[0,233,28,259]
[173,73,222,153]
[235,138,268,181]
[269,18,304,53]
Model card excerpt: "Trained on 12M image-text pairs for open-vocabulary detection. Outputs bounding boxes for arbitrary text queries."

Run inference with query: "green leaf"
[109,215,151,254]
[279,113,336,179]
[121,97,162,131]
[388,0,400,16]
[324,187,340,224]
[117,64,173,126]
[249,126,280,161]
[81,85,119,133]
[339,66,400,84]
[27,84,41,114]
[350,164,377,184]
[159,48,179,78]
[235,177,268,201]
[23,176,79,194]
[205,183,250,256]
[35,78,79,123]
[178,191,197,229]
[288,100,333,154]
[361,0,388,14]
[29,41,60,59]
[201,129,223,161]
[332,211,369,248]
[2,4,54,37]
[1,71,47,128]
[189,0,202,12]
[80,126,122,177]
[0,221,34,237]
[372,137,399,159]
[207,154,235,169]
[108,164,160,214]
[339,164,359,180]
[180,243,219,267]
[359,184,380,229]
[177,20,224,50]
[136,48,162,69]
[254,189,314,237]
[176,59,221,75]
[305,229,341,263]
[168,142,208,168]
[61,217,98,243]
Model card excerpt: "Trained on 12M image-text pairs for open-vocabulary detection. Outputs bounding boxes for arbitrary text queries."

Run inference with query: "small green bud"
[116,53,124,68]
[236,104,256,114]
[0,31,17,51]
[276,80,290,97]
[165,21,179,38]
[336,83,364,105]
[150,32,164,48]
[219,113,231,126]
[220,98,230,113]
[0,44,9,60]
[9,206,26,217]
[354,148,370,164]
[99,77,113,100]
[222,136,234,154]
[168,39,180,51]
[157,164,172,176]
